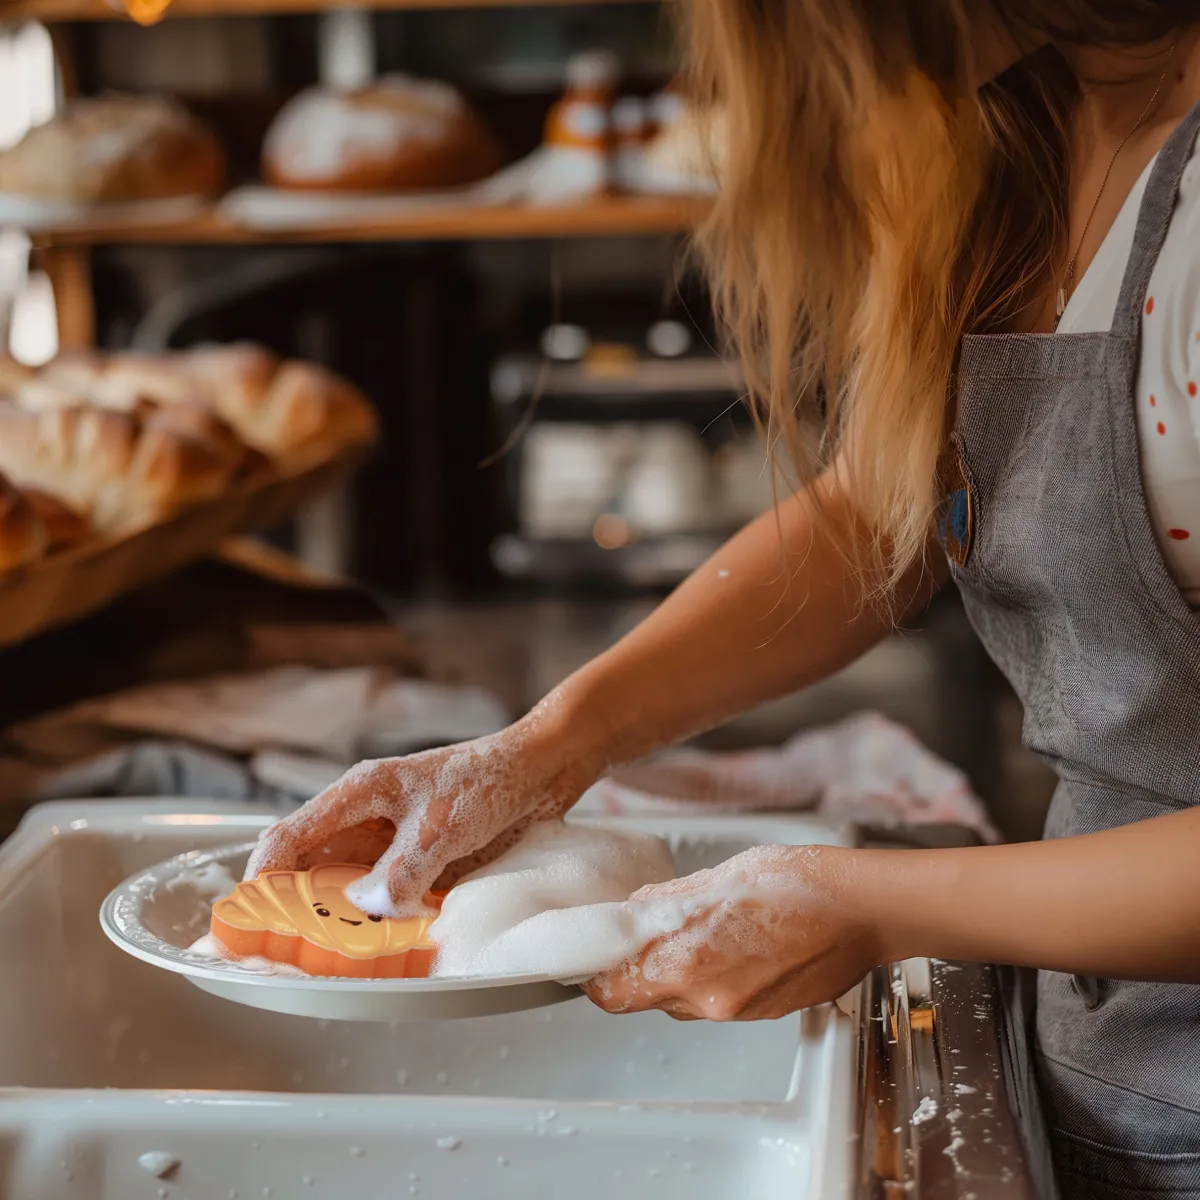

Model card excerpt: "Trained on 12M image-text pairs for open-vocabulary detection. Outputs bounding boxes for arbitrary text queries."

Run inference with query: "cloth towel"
[0,669,996,842]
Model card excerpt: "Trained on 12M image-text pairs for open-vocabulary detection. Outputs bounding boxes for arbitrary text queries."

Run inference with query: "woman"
[250,4,1200,1194]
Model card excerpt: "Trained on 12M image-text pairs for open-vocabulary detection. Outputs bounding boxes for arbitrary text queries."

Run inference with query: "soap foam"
[186,932,309,979]
[167,862,237,901]
[429,822,678,982]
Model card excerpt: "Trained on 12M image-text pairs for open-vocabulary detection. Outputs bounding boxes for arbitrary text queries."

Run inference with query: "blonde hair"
[682,0,1192,595]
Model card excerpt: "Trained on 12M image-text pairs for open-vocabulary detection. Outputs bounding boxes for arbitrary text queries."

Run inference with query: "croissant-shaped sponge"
[211,864,443,979]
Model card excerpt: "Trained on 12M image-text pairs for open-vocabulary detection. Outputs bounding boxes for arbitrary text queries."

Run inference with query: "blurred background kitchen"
[0,0,1054,844]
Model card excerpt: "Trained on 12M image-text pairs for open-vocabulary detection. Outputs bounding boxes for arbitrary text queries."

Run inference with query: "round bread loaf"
[0,95,225,204]
[262,75,500,192]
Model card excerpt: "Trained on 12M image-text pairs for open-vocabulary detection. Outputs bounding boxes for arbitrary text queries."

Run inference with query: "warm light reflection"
[121,0,173,25]
[592,513,631,550]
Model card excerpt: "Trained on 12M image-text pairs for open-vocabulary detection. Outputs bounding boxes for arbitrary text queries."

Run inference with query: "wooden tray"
[0,449,361,651]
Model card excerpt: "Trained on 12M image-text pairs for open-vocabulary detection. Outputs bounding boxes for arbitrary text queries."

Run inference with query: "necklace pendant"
[1056,287,1067,319]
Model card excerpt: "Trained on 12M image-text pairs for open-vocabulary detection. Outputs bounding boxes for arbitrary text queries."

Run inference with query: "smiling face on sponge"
[211,864,444,978]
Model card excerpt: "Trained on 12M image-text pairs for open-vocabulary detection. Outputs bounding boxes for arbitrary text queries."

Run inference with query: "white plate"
[99,842,580,1022]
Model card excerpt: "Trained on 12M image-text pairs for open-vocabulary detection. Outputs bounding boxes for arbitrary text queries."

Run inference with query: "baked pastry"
[0,95,224,204]
[61,345,376,461]
[92,351,202,410]
[134,399,273,482]
[236,360,377,458]
[262,75,500,192]
[2,345,375,533]
[174,346,376,458]
[0,472,46,572]
[0,356,33,396]
[211,864,443,978]
[22,488,91,551]
[0,401,234,532]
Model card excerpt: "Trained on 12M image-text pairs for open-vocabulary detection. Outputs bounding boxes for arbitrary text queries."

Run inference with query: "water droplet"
[396,1069,409,1086]
[436,1137,461,1151]
[436,1071,449,1086]
[496,1155,509,1166]
[349,1147,364,1158]
[302,1176,314,1187]
[499,1046,510,1059]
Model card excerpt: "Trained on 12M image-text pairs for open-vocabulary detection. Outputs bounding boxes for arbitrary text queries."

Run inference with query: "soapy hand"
[584,845,883,1021]
[245,710,598,916]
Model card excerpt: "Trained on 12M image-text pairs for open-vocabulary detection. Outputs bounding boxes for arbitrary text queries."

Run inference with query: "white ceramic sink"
[0,801,857,1200]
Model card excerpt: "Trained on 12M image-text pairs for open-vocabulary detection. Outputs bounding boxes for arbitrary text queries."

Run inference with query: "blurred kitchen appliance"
[490,300,790,590]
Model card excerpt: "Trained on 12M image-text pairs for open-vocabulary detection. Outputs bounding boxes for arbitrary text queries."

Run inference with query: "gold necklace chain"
[1056,38,1182,322]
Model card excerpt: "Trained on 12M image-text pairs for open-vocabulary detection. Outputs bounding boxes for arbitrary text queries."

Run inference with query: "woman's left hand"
[584,845,887,1021]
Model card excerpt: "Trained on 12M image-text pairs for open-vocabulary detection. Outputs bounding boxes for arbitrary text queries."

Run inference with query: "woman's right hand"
[244,707,600,916]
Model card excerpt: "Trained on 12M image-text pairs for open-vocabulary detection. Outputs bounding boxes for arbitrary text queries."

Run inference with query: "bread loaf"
[0,95,225,204]
[0,401,234,532]
[0,356,33,396]
[245,360,377,458]
[0,472,46,572]
[134,398,272,481]
[48,345,375,461]
[96,351,204,410]
[1,344,374,544]
[22,489,91,550]
[262,75,500,192]
[173,345,376,458]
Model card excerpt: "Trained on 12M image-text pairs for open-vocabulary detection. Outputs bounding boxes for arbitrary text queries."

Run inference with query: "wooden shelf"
[2,0,650,21]
[31,194,706,246]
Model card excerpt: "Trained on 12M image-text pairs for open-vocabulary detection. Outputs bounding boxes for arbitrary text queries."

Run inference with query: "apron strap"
[1111,98,1200,338]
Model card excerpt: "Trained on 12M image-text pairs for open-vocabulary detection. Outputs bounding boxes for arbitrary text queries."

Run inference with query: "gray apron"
[948,99,1200,1199]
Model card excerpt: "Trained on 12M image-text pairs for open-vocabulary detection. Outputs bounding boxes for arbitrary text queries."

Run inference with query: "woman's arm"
[545,466,943,778]
[248,465,943,910]
[868,806,1200,982]
[587,808,1200,1021]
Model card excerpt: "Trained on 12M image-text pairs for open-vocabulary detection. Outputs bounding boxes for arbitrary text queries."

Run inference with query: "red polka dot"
[1146,296,1156,315]
[1190,381,1198,397]
[1157,421,1167,435]
[1168,528,1191,540]
[1150,393,1157,406]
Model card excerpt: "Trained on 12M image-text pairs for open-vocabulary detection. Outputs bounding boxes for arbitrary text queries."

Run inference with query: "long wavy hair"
[682,1,1199,595]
